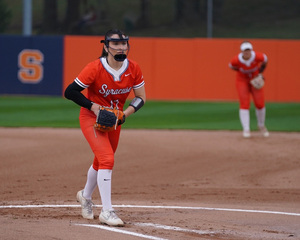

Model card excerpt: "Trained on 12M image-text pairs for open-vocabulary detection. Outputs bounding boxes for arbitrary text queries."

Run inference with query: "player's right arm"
[229,64,239,71]
[229,56,239,71]
[64,81,94,110]
[65,60,100,114]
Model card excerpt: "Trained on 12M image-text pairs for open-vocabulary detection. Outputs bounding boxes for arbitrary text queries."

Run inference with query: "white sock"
[97,169,112,211]
[83,165,98,200]
[255,107,266,128]
[239,109,250,131]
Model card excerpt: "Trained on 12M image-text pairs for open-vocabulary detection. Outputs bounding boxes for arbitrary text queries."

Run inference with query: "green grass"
[0,96,80,128]
[0,96,299,132]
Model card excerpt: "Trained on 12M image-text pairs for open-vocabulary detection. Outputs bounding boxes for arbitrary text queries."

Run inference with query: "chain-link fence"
[1,0,300,39]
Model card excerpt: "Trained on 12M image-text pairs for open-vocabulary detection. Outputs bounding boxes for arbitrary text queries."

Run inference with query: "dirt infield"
[1,127,299,240]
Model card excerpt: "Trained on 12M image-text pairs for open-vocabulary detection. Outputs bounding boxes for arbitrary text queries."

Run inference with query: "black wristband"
[129,97,144,112]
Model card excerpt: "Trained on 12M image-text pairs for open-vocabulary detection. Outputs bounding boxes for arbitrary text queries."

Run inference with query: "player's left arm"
[258,53,268,73]
[124,86,146,118]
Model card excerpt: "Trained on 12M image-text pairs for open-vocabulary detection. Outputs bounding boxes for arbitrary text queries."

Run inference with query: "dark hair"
[100,29,127,57]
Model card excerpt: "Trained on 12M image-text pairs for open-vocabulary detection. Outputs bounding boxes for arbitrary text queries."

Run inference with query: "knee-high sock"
[239,109,250,131]
[97,169,112,211]
[255,107,266,128]
[83,165,97,200]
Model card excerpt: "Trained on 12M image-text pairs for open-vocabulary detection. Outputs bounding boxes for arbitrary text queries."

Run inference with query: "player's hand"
[91,103,101,116]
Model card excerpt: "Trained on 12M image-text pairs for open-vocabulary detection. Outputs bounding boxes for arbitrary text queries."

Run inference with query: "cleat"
[243,130,251,138]
[259,126,269,137]
[76,190,94,219]
[99,209,124,226]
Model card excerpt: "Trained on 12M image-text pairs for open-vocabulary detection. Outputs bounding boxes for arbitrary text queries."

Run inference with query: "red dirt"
[1,127,299,240]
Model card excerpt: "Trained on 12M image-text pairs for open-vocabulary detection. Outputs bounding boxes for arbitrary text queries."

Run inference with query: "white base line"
[0,204,299,216]
[74,223,168,240]
[133,222,216,235]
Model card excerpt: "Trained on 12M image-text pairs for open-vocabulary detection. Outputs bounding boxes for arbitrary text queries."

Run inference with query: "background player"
[64,29,146,226]
[229,41,269,138]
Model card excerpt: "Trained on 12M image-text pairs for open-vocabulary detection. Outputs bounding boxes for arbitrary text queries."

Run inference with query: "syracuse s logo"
[18,49,44,84]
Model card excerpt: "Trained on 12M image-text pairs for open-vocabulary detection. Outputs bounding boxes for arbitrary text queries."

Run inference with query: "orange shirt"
[75,57,144,110]
[229,51,267,80]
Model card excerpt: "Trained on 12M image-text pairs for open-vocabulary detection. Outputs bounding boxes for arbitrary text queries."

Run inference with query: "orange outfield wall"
[63,36,300,102]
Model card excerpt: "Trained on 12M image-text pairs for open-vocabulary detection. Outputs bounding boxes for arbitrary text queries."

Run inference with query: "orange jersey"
[229,51,267,80]
[75,57,144,110]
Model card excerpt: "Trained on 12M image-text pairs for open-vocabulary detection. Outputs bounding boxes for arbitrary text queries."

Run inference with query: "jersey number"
[110,100,120,109]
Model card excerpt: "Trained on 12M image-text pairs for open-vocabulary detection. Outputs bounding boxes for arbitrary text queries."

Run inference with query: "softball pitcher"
[64,29,146,226]
[229,41,269,138]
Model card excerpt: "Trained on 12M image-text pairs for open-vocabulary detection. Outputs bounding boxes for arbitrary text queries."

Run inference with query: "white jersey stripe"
[75,77,89,88]
[133,81,145,89]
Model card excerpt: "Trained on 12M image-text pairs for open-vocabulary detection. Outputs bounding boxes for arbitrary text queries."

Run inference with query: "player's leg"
[83,164,98,198]
[96,128,120,211]
[76,109,100,219]
[97,169,112,210]
[252,87,269,137]
[99,128,124,226]
[236,79,251,137]
[78,108,118,219]
[79,108,124,226]
[98,168,124,226]
[239,109,250,137]
[89,135,123,225]
[93,139,114,214]
[96,128,124,226]
[76,164,97,219]
[81,113,123,225]
[79,110,100,201]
